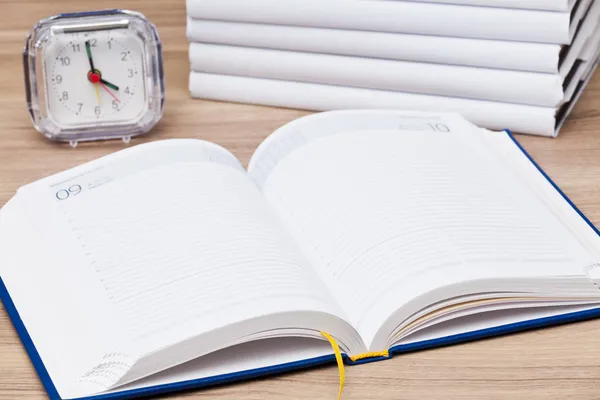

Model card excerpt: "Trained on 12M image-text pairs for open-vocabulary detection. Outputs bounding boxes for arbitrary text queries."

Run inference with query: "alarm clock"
[23,10,165,146]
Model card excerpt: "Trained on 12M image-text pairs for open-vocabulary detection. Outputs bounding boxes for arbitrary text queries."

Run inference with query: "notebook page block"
[107,337,334,395]
[261,129,596,346]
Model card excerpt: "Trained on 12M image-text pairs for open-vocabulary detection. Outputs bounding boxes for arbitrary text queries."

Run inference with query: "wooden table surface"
[2,1,600,399]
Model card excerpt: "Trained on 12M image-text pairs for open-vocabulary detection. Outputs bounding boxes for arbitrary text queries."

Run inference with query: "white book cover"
[189,72,558,137]
[189,43,564,107]
[401,0,572,11]
[186,0,600,75]
[186,19,561,73]
[186,0,591,44]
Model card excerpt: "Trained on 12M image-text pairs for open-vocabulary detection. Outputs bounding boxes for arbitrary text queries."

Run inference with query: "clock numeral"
[107,40,112,50]
[77,103,83,113]
[112,100,119,110]
[94,106,101,116]
[62,91,69,101]
[55,75,63,84]
[89,39,97,47]
[71,43,81,52]
[59,57,70,66]
[124,86,130,95]
[121,52,128,61]
[128,69,134,78]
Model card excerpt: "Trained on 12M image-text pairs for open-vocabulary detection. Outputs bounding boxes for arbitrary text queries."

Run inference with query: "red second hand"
[99,82,121,103]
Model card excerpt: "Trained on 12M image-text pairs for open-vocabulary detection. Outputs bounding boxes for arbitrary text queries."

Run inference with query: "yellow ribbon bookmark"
[320,332,345,400]
[349,350,390,362]
[319,333,391,399]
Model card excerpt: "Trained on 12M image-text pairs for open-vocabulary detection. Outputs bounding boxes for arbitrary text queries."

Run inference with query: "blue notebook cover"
[2,130,600,400]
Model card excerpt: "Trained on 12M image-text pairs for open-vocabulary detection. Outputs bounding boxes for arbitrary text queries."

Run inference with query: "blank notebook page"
[43,161,342,358]
[260,130,596,345]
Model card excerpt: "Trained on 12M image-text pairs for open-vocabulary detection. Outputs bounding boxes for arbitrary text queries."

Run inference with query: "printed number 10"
[428,123,451,132]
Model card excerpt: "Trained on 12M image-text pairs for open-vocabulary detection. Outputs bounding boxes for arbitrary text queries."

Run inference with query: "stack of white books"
[187,0,600,137]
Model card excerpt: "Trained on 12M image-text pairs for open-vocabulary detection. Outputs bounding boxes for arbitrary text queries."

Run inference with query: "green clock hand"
[100,78,119,91]
[84,40,95,71]
[88,71,119,92]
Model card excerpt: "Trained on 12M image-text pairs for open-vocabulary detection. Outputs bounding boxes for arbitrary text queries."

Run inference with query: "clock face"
[42,28,148,128]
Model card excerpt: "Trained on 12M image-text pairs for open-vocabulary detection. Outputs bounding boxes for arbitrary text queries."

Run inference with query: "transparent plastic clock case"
[23,10,165,145]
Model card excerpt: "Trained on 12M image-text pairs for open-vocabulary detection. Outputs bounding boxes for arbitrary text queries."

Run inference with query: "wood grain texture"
[2,1,600,399]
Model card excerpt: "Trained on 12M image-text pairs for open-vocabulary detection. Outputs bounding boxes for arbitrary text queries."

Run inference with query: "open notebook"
[3,110,600,400]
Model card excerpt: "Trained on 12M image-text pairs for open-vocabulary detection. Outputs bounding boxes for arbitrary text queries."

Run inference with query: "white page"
[397,0,572,11]
[186,0,573,44]
[45,164,342,346]
[482,114,600,261]
[189,72,558,136]
[186,19,561,73]
[248,119,598,347]
[189,43,564,107]
[8,140,357,397]
[0,196,127,399]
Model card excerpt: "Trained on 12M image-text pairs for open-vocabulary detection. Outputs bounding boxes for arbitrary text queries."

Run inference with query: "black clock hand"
[85,40,95,71]
[99,78,119,91]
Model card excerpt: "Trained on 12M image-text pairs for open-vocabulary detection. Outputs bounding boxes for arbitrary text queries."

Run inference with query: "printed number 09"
[56,185,82,200]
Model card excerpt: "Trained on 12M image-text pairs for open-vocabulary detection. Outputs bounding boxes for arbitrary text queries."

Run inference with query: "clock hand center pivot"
[88,70,101,84]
